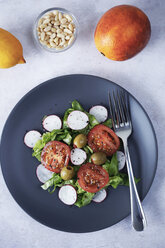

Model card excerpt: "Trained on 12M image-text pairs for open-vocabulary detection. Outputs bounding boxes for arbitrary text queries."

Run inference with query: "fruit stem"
[18,57,26,64]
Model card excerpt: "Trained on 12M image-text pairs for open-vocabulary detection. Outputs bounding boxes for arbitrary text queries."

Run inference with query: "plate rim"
[0,74,158,233]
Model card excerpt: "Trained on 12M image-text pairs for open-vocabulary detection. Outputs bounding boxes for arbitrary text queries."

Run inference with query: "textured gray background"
[0,0,165,247]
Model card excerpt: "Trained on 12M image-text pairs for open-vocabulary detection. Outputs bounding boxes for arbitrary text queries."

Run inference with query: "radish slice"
[89,105,108,123]
[67,111,89,130]
[42,115,62,132]
[92,189,107,203]
[117,151,126,170]
[58,185,77,205]
[24,130,41,148]
[36,164,54,183]
[71,148,87,165]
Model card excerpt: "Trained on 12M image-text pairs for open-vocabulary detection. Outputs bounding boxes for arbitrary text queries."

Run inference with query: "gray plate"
[0,74,158,233]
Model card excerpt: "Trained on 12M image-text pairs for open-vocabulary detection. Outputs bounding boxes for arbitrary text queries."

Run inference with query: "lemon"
[0,28,26,68]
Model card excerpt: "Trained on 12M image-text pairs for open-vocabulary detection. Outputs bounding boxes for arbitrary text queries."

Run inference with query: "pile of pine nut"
[37,10,76,50]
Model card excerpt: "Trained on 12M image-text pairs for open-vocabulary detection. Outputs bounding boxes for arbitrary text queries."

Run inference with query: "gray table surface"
[0,0,165,247]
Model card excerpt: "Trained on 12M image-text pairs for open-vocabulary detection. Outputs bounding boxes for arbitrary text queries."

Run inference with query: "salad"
[24,100,139,207]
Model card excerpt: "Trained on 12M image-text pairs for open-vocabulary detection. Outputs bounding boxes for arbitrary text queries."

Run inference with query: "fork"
[108,90,147,231]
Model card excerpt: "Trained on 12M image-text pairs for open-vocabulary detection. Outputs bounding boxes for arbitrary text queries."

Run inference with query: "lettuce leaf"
[103,153,140,189]
[83,145,93,154]
[102,153,118,176]
[102,118,113,128]
[75,181,85,194]
[41,173,62,191]
[63,108,74,129]
[72,100,84,111]
[74,192,95,208]
[108,175,124,189]
[108,173,140,189]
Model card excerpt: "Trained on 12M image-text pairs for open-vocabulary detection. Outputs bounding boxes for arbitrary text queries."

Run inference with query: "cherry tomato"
[77,163,109,193]
[88,124,120,156]
[41,141,70,173]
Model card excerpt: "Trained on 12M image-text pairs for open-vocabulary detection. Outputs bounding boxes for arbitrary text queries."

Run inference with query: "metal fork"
[108,90,147,231]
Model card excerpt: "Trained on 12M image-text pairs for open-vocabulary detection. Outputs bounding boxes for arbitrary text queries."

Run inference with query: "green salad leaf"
[41,173,62,191]
[108,175,124,189]
[63,108,74,129]
[108,173,140,189]
[56,129,72,145]
[102,153,140,189]
[118,173,140,186]
[75,181,85,194]
[87,113,99,128]
[75,192,95,208]
[83,145,93,154]
[72,100,84,111]
[102,119,113,128]
[102,153,118,176]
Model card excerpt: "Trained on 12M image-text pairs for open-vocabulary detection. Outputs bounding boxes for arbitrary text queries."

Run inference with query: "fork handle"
[124,142,147,231]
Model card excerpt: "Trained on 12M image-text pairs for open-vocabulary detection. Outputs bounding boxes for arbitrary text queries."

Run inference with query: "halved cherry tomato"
[88,124,120,156]
[77,163,109,193]
[41,141,70,173]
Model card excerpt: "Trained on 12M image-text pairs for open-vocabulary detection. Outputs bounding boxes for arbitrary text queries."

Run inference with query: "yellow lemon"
[0,28,26,68]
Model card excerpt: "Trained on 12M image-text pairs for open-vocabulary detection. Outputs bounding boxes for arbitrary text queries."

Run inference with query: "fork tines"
[108,89,130,129]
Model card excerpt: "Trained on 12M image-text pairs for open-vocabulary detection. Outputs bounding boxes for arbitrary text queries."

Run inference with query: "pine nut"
[40,40,48,46]
[50,41,56,47]
[61,24,68,28]
[63,14,72,22]
[54,25,60,29]
[60,25,64,30]
[61,18,67,24]
[64,28,72,34]
[59,40,66,46]
[44,26,51,32]
[68,23,73,31]
[38,18,44,25]
[58,12,62,21]
[46,31,52,36]
[40,24,46,29]
[53,10,59,15]
[57,33,65,38]
[41,32,45,41]
[44,15,50,19]
[45,35,49,41]
[50,33,56,39]
[56,28,62,34]
[54,37,59,45]
[65,35,70,40]
[56,46,63,50]
[51,28,56,32]
[55,14,59,21]
[68,35,74,45]
[54,21,60,26]
[43,19,50,24]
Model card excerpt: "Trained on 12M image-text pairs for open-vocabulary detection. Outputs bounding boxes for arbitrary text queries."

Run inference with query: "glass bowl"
[33,7,78,52]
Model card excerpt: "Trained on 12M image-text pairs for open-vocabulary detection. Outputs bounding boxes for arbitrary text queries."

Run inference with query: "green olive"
[73,134,87,148]
[60,166,75,180]
[91,152,107,165]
